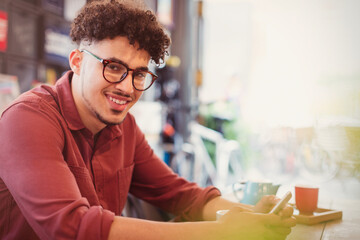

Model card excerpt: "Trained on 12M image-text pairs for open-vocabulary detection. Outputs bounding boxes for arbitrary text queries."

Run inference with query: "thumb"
[259,213,282,225]
[261,213,297,228]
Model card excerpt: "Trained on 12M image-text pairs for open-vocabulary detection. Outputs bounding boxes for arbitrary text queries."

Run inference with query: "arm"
[108,210,296,240]
[202,196,254,221]
[127,117,221,221]
[107,195,296,240]
[108,216,218,240]
[0,100,113,240]
[202,195,295,220]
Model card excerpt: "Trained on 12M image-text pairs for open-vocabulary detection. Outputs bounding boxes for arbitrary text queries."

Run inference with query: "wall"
[201,0,360,128]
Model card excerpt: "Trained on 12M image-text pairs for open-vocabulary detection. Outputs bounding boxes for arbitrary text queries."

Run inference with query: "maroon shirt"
[0,71,221,240]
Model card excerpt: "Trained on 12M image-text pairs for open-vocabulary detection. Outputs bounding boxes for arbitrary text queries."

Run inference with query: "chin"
[96,111,127,126]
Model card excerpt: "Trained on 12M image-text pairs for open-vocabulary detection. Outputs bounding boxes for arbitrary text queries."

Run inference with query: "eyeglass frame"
[80,49,158,91]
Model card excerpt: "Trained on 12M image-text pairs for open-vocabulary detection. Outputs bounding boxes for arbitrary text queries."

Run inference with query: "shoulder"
[2,85,60,118]
[3,85,57,110]
[0,85,66,140]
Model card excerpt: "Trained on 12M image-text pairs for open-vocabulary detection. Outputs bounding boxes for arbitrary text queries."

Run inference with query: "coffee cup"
[233,181,280,205]
[295,185,319,215]
[216,209,229,220]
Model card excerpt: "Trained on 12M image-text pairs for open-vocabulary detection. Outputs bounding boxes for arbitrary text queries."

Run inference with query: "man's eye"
[107,63,123,72]
[135,72,146,79]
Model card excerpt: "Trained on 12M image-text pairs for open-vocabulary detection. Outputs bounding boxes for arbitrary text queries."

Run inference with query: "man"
[0,0,295,239]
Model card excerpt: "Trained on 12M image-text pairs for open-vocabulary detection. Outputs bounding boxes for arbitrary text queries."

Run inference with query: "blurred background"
[0,0,359,198]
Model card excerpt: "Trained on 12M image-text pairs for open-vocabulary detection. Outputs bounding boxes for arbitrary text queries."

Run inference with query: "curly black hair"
[70,0,171,64]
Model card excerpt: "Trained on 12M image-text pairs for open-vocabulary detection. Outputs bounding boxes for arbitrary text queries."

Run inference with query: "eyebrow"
[107,57,149,72]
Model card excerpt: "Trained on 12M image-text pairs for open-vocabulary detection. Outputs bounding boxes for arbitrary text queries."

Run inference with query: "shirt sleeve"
[128,115,221,221]
[0,100,114,240]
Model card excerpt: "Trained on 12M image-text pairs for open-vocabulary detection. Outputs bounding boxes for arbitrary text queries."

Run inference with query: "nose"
[114,72,134,94]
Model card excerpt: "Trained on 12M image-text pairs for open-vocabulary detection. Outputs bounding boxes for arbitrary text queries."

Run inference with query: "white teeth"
[109,96,127,105]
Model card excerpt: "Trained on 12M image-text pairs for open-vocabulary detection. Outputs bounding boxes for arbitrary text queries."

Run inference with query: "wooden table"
[287,198,360,240]
[225,182,360,240]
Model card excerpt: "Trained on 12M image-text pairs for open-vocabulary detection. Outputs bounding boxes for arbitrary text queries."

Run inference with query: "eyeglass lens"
[104,62,154,90]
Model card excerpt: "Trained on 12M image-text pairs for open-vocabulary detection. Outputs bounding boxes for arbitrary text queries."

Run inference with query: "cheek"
[134,91,143,102]
[81,76,105,101]
[81,62,104,88]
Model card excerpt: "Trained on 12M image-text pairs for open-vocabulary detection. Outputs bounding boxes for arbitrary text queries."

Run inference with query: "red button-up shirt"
[0,71,221,240]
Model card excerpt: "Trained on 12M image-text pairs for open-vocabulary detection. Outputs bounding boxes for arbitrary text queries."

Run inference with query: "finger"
[281,216,297,227]
[261,195,277,206]
[255,195,278,213]
[278,205,294,218]
[259,213,282,225]
[261,214,297,228]
[271,226,292,236]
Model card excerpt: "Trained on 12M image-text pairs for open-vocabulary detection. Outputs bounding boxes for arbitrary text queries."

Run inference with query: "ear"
[69,49,82,75]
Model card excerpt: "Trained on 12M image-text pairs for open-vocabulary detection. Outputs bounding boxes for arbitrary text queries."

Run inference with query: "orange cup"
[295,185,319,215]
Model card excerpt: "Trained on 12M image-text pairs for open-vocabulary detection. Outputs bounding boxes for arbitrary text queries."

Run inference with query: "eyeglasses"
[81,49,158,91]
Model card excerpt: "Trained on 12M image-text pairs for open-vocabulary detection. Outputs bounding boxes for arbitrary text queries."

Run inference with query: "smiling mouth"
[109,96,127,105]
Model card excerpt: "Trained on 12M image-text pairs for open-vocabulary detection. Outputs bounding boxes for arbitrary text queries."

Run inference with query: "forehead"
[82,36,151,66]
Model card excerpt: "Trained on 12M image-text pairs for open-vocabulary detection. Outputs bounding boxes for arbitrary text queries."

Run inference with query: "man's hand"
[217,207,296,240]
[201,195,295,239]
[254,195,294,217]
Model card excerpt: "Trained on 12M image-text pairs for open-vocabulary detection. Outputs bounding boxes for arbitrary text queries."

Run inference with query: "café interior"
[0,0,359,239]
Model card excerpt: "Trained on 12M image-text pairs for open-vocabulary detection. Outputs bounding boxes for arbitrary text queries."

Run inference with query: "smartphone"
[269,191,292,214]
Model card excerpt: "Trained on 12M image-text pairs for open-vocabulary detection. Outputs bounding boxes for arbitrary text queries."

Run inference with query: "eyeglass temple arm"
[81,50,104,63]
